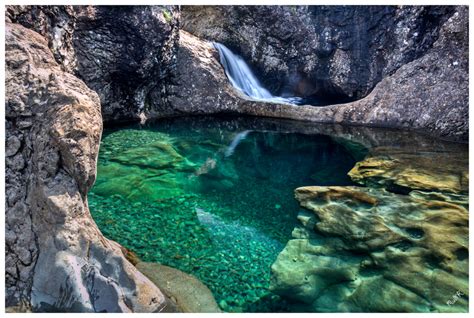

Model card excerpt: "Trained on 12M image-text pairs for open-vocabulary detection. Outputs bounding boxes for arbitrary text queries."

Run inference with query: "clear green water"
[88,116,367,312]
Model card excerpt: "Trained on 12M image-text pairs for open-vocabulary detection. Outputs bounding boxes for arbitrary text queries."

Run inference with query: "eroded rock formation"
[167,6,468,141]
[137,262,222,313]
[73,6,180,123]
[5,22,172,312]
[162,30,242,116]
[270,139,469,312]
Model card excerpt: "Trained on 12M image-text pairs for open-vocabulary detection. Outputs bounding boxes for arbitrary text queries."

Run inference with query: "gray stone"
[5,22,172,312]
[136,262,221,313]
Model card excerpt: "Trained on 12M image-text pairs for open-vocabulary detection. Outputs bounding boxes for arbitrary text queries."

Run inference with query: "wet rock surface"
[5,22,171,312]
[348,148,469,194]
[165,30,242,116]
[137,262,221,313]
[270,137,469,312]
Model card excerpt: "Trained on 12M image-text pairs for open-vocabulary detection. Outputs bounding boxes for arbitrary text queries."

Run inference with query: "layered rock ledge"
[270,139,468,312]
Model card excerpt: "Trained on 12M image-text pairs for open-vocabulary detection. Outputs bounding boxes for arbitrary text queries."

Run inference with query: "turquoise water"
[88,116,367,312]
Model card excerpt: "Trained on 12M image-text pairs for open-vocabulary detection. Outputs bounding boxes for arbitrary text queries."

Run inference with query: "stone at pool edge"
[348,151,468,194]
[269,185,468,312]
[136,262,222,313]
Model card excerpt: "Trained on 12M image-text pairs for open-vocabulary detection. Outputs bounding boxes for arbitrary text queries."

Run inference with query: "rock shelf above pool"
[270,145,469,313]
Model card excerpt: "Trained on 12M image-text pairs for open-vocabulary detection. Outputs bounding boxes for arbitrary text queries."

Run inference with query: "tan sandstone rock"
[270,185,468,312]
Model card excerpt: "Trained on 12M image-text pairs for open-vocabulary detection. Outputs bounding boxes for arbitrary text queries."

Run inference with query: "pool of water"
[88,116,368,312]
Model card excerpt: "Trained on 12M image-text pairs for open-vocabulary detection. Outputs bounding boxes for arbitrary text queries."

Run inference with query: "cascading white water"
[213,42,303,105]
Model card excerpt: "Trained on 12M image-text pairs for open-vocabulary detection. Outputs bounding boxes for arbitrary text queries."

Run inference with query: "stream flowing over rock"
[5,22,172,312]
[182,6,455,101]
[180,5,468,141]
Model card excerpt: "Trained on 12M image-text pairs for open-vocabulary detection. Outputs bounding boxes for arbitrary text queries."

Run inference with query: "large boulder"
[164,30,242,116]
[136,262,221,313]
[5,22,172,312]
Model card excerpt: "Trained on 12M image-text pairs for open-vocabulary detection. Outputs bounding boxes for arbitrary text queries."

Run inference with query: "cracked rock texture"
[73,6,180,123]
[5,22,171,312]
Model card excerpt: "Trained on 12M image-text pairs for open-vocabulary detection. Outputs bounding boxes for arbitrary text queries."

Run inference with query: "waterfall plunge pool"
[88,115,368,312]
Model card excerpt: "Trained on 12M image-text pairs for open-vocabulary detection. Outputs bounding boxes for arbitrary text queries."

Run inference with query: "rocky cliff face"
[5,22,172,312]
[170,5,468,141]
[7,5,180,123]
[73,6,179,123]
[6,6,77,73]
[182,5,455,102]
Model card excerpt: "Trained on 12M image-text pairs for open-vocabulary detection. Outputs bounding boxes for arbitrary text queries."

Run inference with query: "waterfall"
[213,42,304,105]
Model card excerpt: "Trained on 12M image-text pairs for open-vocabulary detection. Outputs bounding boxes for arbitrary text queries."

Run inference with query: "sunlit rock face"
[348,150,469,194]
[5,22,171,312]
[136,262,221,313]
[270,142,468,312]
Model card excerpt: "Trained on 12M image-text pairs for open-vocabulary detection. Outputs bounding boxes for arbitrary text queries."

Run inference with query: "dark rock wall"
[182,6,455,102]
[7,5,180,123]
[73,6,180,123]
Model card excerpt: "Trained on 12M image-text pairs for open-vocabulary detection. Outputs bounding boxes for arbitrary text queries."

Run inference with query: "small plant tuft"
[162,9,172,23]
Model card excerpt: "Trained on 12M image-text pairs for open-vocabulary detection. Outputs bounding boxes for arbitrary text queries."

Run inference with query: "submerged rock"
[271,132,468,313]
[270,185,468,312]
[136,262,221,313]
